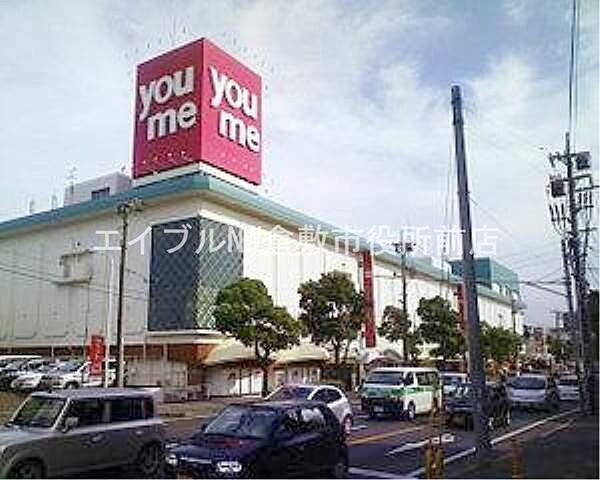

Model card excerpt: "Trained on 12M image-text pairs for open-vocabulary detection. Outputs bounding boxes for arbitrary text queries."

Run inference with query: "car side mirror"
[62,416,78,433]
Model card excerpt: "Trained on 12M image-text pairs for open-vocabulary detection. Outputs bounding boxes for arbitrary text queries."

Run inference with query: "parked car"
[0,358,55,391]
[440,372,468,398]
[38,359,117,390]
[11,361,63,392]
[507,374,560,411]
[0,355,40,372]
[557,374,580,402]
[0,388,164,478]
[360,367,441,419]
[165,400,348,478]
[445,382,511,429]
[266,384,353,434]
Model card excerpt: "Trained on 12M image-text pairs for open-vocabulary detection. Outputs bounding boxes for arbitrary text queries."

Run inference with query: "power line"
[469,195,559,268]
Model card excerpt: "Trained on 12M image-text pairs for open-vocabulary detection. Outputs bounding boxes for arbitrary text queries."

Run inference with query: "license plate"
[374,406,384,413]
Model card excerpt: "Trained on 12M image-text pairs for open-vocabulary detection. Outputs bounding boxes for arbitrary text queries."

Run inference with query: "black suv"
[165,400,349,478]
[445,382,511,429]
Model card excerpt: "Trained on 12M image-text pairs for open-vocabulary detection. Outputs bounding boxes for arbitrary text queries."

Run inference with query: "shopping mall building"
[0,38,524,396]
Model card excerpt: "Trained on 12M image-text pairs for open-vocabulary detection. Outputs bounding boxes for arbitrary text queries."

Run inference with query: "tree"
[481,323,522,364]
[214,278,302,396]
[416,296,465,367]
[298,271,364,366]
[378,305,421,363]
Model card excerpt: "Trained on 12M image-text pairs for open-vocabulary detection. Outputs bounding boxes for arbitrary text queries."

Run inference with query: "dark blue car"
[164,400,348,478]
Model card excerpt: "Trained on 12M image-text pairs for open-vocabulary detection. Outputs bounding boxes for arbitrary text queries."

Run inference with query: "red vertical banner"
[88,335,105,376]
[362,251,376,348]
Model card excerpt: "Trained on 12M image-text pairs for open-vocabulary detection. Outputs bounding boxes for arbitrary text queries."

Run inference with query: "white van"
[360,367,441,420]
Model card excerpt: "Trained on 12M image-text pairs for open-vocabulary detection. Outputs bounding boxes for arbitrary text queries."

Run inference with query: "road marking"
[351,424,369,432]
[402,408,579,478]
[490,408,579,446]
[540,418,575,439]
[349,424,425,446]
[386,433,455,455]
[349,466,412,479]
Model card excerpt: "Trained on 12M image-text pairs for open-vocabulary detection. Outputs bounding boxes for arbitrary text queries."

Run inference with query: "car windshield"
[4,360,27,371]
[202,405,277,439]
[9,396,65,428]
[442,375,465,386]
[365,372,404,385]
[559,377,578,386]
[38,363,59,373]
[268,386,314,401]
[509,377,546,390]
[454,385,471,398]
[55,360,83,373]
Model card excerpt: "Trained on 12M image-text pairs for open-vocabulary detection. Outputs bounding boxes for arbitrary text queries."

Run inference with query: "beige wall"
[0,191,518,357]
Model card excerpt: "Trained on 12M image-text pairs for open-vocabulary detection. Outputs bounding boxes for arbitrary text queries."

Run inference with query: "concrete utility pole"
[564,133,593,414]
[560,237,582,400]
[547,134,595,414]
[115,199,142,387]
[393,233,413,363]
[451,85,491,456]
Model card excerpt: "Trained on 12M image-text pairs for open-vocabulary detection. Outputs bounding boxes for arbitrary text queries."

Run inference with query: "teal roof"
[0,172,515,306]
[449,257,520,295]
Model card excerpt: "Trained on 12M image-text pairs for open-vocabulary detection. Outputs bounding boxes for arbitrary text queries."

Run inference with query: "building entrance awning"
[274,343,330,366]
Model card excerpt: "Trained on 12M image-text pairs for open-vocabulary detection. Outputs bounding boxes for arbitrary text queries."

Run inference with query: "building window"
[148,216,243,331]
[91,187,110,200]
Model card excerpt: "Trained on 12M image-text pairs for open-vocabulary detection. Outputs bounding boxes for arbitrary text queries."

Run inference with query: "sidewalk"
[445,414,599,479]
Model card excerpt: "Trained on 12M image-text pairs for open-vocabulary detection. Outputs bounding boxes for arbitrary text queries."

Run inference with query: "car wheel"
[65,382,78,389]
[342,415,353,435]
[137,443,163,477]
[330,454,349,478]
[405,402,416,421]
[8,460,43,479]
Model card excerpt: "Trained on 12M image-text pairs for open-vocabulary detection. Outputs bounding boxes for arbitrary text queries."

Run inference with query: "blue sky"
[0,0,598,325]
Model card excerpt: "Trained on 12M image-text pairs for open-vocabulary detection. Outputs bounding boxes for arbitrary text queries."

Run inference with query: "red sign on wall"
[362,251,376,348]
[133,38,262,184]
[88,335,105,376]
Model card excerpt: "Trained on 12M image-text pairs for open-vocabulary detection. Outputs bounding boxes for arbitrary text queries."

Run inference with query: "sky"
[0,0,598,327]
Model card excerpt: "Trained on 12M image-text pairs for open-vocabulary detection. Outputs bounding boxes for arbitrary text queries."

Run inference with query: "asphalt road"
[346,402,578,479]
[75,401,579,478]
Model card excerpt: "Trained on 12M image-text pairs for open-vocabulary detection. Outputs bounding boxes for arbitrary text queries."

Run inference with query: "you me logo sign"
[133,38,262,184]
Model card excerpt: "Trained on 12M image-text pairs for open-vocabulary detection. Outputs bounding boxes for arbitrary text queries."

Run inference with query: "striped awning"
[203,340,329,367]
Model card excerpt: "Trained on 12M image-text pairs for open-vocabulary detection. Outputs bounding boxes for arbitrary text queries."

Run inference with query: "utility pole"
[564,133,593,414]
[393,233,413,363]
[560,237,582,402]
[451,85,491,456]
[547,135,595,414]
[115,199,142,387]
